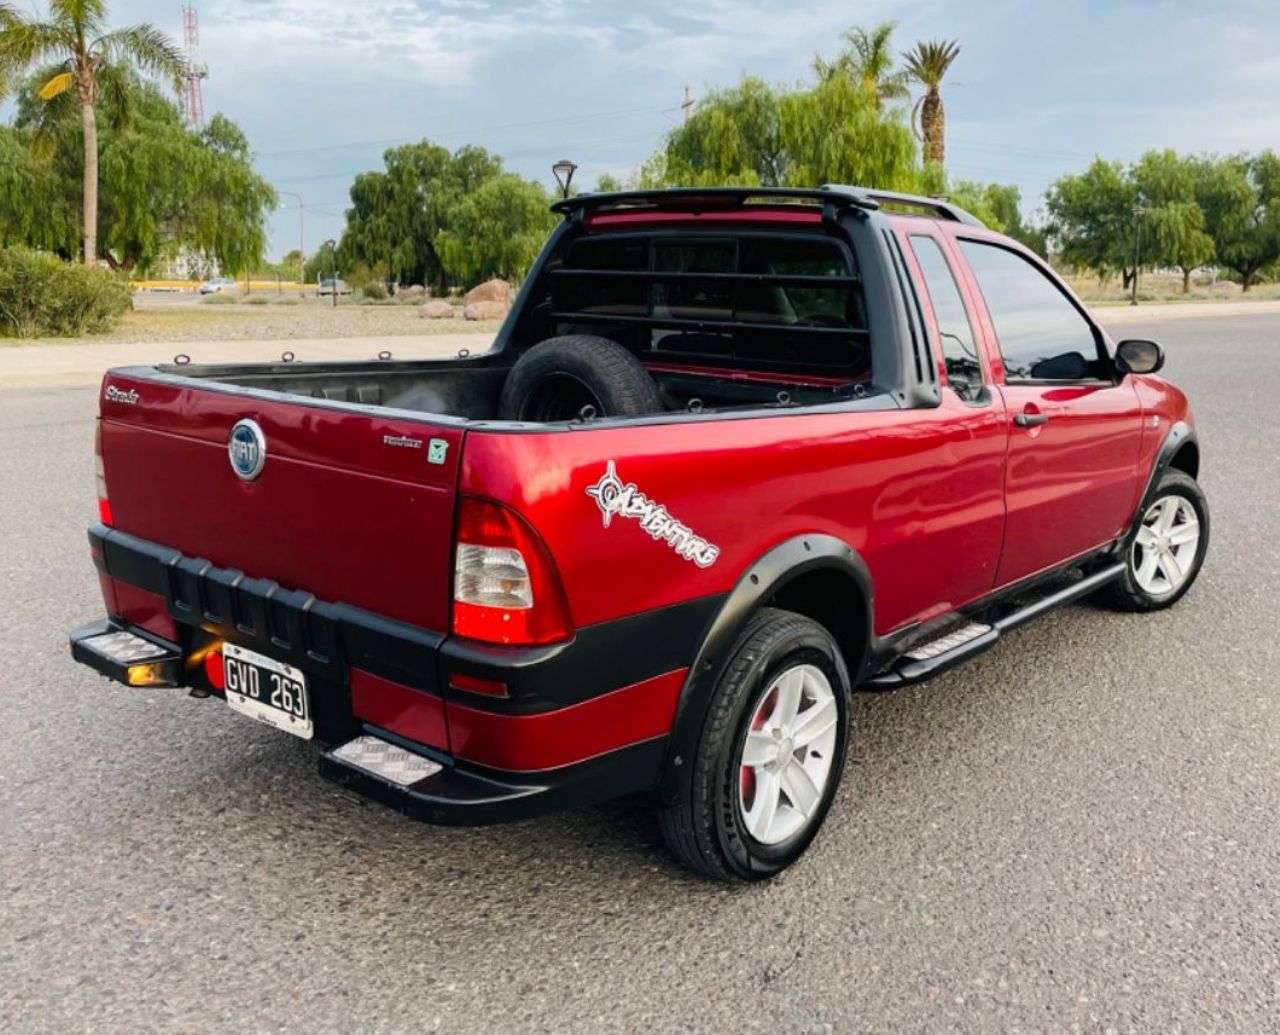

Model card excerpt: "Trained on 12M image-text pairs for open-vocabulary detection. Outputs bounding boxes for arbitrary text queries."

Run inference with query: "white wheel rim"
[1131,494,1200,596]
[737,663,838,846]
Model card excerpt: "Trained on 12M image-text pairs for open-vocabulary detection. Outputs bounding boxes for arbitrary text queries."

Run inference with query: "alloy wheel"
[737,663,839,846]
[1131,494,1201,596]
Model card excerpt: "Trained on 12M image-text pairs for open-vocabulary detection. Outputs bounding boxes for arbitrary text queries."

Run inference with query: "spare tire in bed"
[499,335,663,421]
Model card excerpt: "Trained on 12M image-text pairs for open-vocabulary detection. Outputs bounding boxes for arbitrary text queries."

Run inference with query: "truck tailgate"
[98,372,462,632]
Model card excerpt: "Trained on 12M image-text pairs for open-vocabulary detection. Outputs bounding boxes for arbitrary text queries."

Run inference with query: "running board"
[863,562,1126,690]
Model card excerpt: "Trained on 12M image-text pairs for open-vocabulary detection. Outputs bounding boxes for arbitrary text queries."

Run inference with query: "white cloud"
[103,0,1280,256]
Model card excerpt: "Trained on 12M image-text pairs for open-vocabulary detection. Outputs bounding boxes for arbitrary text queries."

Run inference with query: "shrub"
[361,280,389,301]
[0,247,132,338]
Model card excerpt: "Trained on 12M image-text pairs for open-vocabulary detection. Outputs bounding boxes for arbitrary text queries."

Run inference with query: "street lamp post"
[551,159,578,199]
[1130,205,1147,307]
[325,239,337,309]
[276,190,306,281]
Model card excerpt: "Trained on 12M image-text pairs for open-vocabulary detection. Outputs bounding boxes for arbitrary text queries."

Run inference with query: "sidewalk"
[1093,299,1280,323]
[0,332,496,389]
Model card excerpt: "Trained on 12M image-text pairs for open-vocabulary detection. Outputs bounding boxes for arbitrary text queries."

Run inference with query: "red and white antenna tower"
[182,4,208,128]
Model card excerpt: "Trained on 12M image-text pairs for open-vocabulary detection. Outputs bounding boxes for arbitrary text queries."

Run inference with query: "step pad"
[905,622,993,662]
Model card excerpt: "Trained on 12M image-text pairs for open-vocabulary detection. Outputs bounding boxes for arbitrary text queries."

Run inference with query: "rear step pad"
[69,622,183,687]
[328,735,444,787]
[320,729,547,825]
[863,562,1125,690]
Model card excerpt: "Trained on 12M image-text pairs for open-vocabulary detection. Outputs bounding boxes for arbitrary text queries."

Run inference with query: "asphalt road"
[2,314,1278,1034]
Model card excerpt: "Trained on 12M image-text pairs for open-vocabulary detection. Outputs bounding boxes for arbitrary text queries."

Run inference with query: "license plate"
[222,643,313,740]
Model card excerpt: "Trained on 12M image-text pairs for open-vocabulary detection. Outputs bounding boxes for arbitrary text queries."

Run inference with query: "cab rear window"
[549,232,869,378]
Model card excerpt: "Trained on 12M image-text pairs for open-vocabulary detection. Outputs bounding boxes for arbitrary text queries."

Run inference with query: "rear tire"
[657,609,850,882]
[1105,469,1209,611]
[499,335,663,422]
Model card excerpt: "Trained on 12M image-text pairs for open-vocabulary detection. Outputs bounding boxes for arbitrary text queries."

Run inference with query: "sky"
[61,0,1280,259]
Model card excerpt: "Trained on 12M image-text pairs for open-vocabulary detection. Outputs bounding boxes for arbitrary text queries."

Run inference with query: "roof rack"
[820,185,986,227]
[551,184,985,228]
[550,186,859,216]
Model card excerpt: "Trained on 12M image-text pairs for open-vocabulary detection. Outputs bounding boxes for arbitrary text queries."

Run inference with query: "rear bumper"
[318,731,667,826]
[73,525,719,825]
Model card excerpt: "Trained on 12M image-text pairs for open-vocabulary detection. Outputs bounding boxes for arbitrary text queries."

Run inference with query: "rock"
[419,300,456,319]
[463,279,512,306]
[463,300,509,321]
[398,284,426,300]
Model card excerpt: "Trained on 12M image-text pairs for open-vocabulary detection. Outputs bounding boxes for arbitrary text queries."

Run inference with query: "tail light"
[452,496,571,646]
[94,422,113,525]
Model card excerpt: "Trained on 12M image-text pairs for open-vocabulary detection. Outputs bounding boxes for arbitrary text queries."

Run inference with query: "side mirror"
[1115,339,1165,375]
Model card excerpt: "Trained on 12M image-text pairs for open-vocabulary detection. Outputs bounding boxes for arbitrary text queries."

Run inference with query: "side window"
[908,235,984,402]
[959,240,1106,382]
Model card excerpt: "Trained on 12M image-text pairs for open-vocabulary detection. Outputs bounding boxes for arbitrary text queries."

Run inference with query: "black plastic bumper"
[319,729,667,826]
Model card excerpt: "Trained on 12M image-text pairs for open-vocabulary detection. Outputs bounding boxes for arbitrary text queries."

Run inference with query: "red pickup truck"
[71,187,1208,881]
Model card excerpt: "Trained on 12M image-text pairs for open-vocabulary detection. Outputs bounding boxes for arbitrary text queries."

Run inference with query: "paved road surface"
[2,315,1277,1033]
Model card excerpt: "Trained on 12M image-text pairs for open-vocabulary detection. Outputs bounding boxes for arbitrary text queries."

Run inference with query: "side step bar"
[863,562,1125,690]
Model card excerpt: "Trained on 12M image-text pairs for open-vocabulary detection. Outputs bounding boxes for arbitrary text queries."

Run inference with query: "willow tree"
[904,39,961,166]
[7,71,275,273]
[660,76,785,187]
[779,73,918,190]
[1133,150,1214,293]
[0,0,184,264]
[655,73,917,191]
[434,174,556,285]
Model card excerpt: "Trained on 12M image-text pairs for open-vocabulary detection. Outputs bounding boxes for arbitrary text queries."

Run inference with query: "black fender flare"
[1105,417,1192,560]
[1115,421,1198,549]
[656,533,874,800]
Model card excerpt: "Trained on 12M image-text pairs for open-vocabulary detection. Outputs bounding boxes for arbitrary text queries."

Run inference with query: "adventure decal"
[586,461,720,568]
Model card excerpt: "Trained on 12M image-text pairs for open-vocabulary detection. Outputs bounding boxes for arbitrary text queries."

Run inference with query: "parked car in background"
[198,277,237,295]
[317,278,352,297]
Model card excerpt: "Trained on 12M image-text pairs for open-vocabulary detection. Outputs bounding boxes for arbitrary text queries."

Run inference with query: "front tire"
[657,609,850,882]
[1105,469,1209,611]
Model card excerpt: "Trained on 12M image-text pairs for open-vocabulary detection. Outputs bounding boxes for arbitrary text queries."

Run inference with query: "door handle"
[1014,412,1049,428]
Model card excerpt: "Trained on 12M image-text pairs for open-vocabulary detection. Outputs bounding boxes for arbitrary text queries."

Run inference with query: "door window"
[909,235,984,402]
[959,240,1107,382]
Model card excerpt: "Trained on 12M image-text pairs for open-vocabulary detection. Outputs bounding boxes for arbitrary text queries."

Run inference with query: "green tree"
[1194,152,1280,291]
[338,140,451,290]
[593,173,624,193]
[903,39,961,166]
[0,124,74,248]
[655,73,917,191]
[8,72,275,273]
[778,72,918,189]
[336,142,552,290]
[337,142,510,291]
[813,21,910,109]
[660,76,784,187]
[1133,150,1214,293]
[1044,159,1139,282]
[0,0,185,264]
[434,174,556,285]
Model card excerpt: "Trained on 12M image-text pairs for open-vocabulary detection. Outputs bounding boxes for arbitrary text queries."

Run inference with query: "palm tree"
[814,22,911,110]
[0,0,184,265]
[904,39,961,166]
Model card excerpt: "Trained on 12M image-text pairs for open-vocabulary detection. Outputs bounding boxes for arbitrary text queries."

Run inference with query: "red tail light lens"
[94,422,112,526]
[452,496,571,645]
